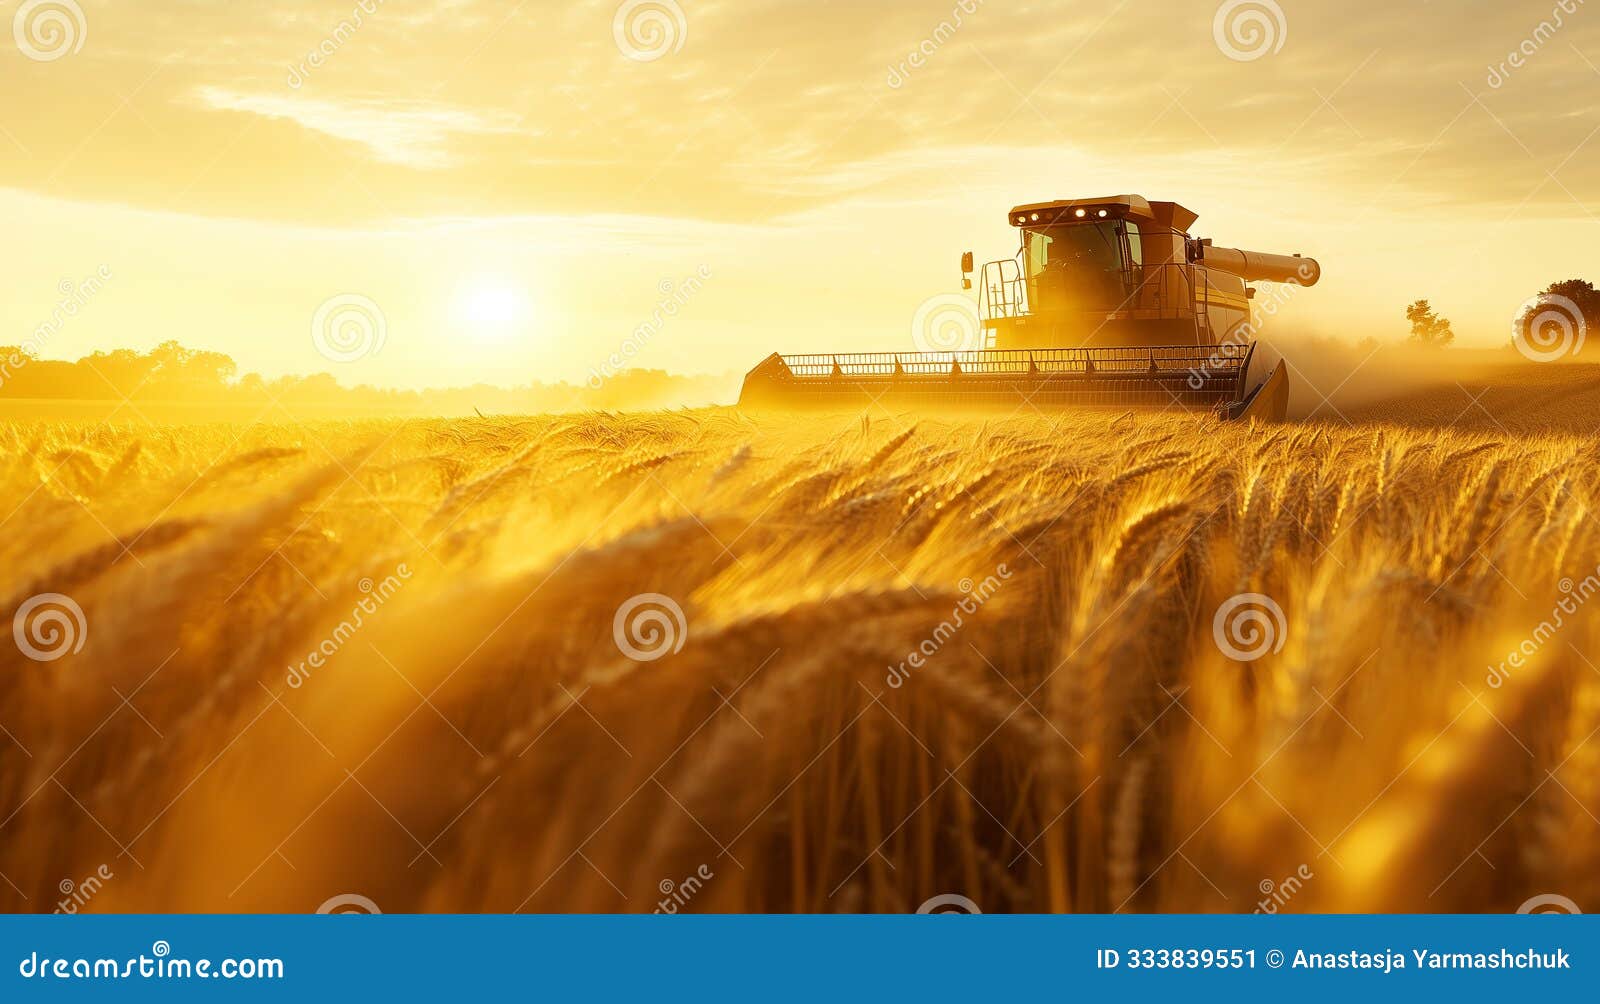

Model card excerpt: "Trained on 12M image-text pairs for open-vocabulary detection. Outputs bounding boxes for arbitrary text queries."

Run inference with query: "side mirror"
[960,251,974,274]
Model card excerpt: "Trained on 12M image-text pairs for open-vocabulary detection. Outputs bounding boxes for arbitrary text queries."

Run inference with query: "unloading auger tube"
[738,194,1320,422]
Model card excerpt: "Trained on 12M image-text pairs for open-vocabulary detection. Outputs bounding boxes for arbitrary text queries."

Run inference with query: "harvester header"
[739,194,1320,422]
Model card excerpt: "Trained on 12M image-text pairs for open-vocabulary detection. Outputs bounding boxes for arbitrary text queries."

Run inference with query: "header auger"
[738,195,1319,422]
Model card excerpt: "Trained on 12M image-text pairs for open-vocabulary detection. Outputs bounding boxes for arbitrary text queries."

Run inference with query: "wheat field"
[2,379,1599,914]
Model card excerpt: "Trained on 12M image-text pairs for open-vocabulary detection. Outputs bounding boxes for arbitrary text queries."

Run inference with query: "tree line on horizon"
[0,340,737,414]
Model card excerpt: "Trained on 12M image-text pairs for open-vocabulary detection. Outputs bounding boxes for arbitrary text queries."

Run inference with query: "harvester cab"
[739,195,1320,422]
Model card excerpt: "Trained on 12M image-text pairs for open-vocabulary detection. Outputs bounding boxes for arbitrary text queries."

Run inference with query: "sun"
[454,277,531,341]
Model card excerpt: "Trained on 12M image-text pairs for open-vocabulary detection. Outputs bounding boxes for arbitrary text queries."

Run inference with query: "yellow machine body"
[739,195,1317,421]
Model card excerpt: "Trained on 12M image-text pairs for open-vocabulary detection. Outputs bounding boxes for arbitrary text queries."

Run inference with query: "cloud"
[190,87,527,169]
[4,0,1596,366]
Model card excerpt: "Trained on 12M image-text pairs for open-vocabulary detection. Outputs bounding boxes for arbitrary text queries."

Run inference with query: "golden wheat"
[0,403,1596,914]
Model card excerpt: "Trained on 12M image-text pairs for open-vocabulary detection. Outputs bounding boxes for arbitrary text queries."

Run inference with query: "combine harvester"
[739,195,1319,421]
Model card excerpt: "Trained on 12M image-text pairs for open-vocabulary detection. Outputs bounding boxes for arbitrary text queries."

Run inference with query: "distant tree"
[1405,299,1454,348]
[80,348,160,396]
[275,372,342,402]
[149,340,237,393]
[1546,279,1598,323]
[1518,279,1599,334]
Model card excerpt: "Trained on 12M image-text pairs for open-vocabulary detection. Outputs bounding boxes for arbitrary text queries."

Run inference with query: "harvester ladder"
[1192,262,1213,344]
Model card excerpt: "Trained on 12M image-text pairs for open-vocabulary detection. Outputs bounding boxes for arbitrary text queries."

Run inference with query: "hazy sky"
[2,0,1597,388]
